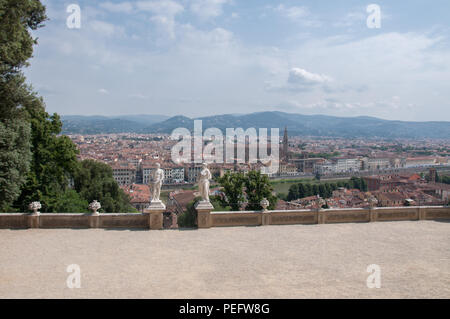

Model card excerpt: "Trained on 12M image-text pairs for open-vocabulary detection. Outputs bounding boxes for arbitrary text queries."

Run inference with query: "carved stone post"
[145,201,166,230]
[318,208,326,224]
[260,198,271,226]
[369,198,378,222]
[369,207,377,222]
[28,201,41,228]
[195,201,214,229]
[88,200,101,228]
[418,206,425,220]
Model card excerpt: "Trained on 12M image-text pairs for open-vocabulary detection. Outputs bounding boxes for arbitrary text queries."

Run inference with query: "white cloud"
[266,68,332,92]
[288,68,332,85]
[272,4,321,27]
[136,0,184,39]
[99,2,134,14]
[136,0,184,15]
[275,4,309,20]
[98,88,109,95]
[190,0,231,19]
[178,25,234,50]
[90,20,125,38]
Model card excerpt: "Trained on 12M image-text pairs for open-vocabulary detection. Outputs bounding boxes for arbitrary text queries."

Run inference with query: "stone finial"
[89,200,101,215]
[260,198,270,211]
[368,196,378,208]
[29,201,42,215]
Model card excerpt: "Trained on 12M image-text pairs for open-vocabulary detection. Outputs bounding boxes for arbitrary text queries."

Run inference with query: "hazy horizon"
[60,111,450,123]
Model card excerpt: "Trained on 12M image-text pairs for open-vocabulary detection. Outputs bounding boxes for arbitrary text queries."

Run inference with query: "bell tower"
[282,126,288,162]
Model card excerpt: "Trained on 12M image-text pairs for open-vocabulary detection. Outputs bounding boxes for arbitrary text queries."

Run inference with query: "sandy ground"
[0,220,449,299]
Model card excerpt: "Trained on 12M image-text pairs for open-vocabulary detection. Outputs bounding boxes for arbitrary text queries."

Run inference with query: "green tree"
[287,184,299,201]
[303,183,312,198]
[178,197,200,228]
[210,195,231,211]
[324,183,333,198]
[318,184,326,198]
[440,176,450,185]
[0,0,47,210]
[244,170,277,210]
[217,171,245,210]
[350,177,361,190]
[15,105,80,211]
[311,184,319,197]
[360,178,368,192]
[0,120,31,211]
[297,183,306,199]
[73,160,135,213]
[43,189,88,213]
[0,0,47,74]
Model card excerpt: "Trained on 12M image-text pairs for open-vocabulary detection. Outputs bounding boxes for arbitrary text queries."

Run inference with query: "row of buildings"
[314,156,447,175]
[111,161,239,186]
[111,162,192,186]
[111,155,449,186]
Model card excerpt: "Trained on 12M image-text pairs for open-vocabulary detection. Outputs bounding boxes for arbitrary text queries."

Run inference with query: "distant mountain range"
[61,112,450,139]
[61,114,170,135]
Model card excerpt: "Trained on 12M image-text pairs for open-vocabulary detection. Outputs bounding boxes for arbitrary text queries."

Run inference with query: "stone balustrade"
[0,200,449,229]
[196,205,450,228]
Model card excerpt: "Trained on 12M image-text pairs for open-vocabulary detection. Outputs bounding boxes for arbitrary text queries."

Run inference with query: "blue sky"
[25,0,450,121]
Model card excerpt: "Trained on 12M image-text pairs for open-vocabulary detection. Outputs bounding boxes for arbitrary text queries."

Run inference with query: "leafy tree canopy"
[73,160,135,213]
[0,0,46,210]
[217,171,245,211]
[218,170,277,211]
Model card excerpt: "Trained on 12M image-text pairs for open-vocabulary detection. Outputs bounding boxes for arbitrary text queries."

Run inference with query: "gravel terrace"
[0,220,449,298]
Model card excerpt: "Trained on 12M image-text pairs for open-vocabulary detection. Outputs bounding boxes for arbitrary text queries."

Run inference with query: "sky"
[25,0,450,121]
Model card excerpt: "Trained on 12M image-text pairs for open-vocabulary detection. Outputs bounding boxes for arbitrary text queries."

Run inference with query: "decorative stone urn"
[260,198,270,211]
[368,197,378,208]
[89,200,101,215]
[28,201,42,216]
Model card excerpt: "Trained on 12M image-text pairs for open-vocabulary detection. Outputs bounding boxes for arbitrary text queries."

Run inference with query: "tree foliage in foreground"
[73,160,136,213]
[0,0,47,210]
[244,170,277,210]
[15,105,80,211]
[178,196,200,228]
[0,120,31,211]
[1,1,133,213]
[218,170,278,211]
[217,171,245,210]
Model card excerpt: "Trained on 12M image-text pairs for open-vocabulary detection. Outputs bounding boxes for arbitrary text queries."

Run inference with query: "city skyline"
[25,0,450,121]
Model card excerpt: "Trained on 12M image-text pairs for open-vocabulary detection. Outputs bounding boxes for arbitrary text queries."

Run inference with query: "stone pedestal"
[195,201,214,229]
[261,211,271,226]
[369,208,377,222]
[28,214,40,228]
[145,201,166,230]
[318,209,326,224]
[418,207,425,220]
[88,214,99,228]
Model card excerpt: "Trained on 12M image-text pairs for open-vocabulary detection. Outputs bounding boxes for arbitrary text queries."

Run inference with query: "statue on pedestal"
[198,163,212,203]
[151,163,164,203]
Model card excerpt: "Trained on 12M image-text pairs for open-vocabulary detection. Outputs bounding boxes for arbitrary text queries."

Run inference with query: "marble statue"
[198,163,212,202]
[151,163,164,202]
